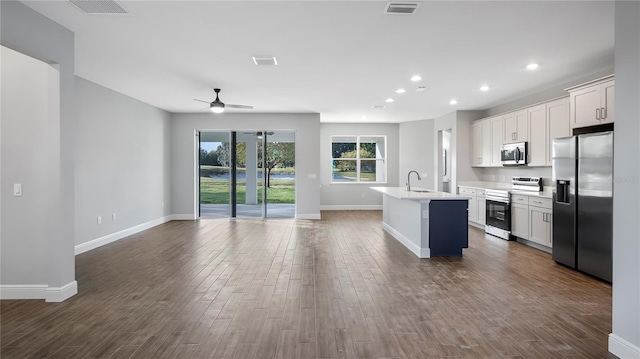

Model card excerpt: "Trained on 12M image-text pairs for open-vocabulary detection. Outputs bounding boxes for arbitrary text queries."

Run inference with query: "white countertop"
[457,181,552,199]
[370,186,471,201]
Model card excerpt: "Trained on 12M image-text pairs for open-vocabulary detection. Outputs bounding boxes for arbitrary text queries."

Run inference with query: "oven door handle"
[486,197,510,204]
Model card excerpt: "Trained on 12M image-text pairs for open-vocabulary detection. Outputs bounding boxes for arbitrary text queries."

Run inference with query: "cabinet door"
[511,203,529,240]
[468,195,478,223]
[477,196,486,226]
[601,80,615,124]
[527,104,547,167]
[471,122,483,166]
[490,117,503,166]
[546,98,570,166]
[570,85,601,129]
[514,110,528,142]
[503,110,528,143]
[529,206,551,246]
[481,121,492,167]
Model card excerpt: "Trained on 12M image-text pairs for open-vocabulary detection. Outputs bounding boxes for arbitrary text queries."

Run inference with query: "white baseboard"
[381,222,430,258]
[0,280,77,302]
[75,215,175,255]
[609,333,640,358]
[46,281,77,302]
[320,205,382,211]
[296,213,321,220]
[0,284,47,300]
[171,214,196,220]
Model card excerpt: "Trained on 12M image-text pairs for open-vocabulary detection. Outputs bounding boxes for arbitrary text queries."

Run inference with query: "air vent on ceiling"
[69,0,129,15]
[384,2,420,14]
[252,56,278,66]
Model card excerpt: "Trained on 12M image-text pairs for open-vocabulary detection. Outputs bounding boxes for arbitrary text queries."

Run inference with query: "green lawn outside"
[200,177,295,204]
[331,170,377,181]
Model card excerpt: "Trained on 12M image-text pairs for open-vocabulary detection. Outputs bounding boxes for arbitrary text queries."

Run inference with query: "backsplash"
[477,166,552,187]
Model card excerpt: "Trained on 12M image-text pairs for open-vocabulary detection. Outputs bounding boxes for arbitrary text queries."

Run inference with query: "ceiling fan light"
[210,104,225,113]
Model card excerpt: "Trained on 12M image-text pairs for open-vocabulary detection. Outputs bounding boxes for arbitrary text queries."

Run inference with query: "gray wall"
[611,1,640,356]
[74,77,172,246]
[319,123,399,208]
[1,1,75,290]
[170,113,321,218]
[433,111,483,191]
[398,119,435,189]
[1,47,57,285]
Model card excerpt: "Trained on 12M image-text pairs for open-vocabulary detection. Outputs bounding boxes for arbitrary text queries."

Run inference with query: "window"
[331,135,386,183]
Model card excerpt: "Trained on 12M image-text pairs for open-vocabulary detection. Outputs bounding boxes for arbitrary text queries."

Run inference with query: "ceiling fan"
[242,131,274,139]
[194,88,253,113]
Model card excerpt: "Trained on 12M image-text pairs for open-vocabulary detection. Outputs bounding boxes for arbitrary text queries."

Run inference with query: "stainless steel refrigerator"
[552,131,613,282]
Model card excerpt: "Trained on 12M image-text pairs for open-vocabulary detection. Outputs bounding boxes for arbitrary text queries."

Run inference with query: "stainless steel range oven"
[485,189,511,240]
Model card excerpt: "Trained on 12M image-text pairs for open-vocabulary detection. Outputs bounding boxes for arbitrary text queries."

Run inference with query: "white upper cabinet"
[490,116,503,166]
[527,104,547,167]
[503,110,528,143]
[568,76,614,129]
[546,97,570,166]
[471,119,492,167]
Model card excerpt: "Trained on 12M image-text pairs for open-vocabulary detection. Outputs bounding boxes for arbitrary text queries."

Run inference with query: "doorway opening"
[198,130,295,218]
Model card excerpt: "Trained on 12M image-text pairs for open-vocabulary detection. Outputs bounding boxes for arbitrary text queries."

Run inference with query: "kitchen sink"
[411,190,432,193]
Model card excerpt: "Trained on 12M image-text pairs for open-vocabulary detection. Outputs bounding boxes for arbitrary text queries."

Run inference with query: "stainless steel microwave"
[501,142,528,166]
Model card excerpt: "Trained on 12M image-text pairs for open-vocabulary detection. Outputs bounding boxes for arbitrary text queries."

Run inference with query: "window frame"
[330,135,387,184]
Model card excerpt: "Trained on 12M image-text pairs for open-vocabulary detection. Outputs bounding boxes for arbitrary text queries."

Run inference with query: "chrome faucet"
[406,170,422,191]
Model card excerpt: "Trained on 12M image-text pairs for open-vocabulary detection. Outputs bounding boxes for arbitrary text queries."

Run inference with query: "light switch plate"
[13,184,22,196]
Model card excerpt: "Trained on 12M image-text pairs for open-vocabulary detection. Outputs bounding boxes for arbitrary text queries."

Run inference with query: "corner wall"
[170,113,321,219]
[74,77,172,252]
[609,1,640,357]
[399,120,435,190]
[1,1,76,301]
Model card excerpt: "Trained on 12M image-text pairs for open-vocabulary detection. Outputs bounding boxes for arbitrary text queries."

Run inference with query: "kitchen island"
[370,187,471,258]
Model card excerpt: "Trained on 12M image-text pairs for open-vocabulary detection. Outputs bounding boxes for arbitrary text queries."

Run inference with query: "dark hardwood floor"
[1,211,614,358]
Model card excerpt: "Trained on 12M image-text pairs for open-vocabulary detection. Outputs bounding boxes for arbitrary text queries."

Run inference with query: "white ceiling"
[23,1,615,123]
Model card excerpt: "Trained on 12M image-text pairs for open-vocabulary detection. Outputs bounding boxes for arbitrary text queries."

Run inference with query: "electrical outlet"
[97,216,102,225]
[112,213,116,221]
[421,173,428,178]
[13,184,22,196]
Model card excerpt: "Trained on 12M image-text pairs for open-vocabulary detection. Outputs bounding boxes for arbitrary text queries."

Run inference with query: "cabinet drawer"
[459,187,476,195]
[511,194,528,204]
[528,197,552,209]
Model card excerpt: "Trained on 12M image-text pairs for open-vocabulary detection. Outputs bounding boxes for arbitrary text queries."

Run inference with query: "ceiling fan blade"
[193,99,211,104]
[199,106,210,112]
[226,104,253,109]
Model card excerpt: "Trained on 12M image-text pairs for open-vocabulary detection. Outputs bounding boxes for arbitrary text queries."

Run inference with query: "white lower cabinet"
[528,197,553,247]
[459,187,486,226]
[511,203,529,240]
[511,195,553,249]
[477,195,486,225]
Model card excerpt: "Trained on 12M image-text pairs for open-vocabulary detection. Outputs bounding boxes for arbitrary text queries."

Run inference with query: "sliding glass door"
[198,130,295,219]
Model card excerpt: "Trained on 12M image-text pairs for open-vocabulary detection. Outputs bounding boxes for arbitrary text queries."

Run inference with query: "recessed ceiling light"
[415,86,426,92]
[371,105,386,109]
[396,88,406,94]
[480,85,490,92]
[252,56,278,65]
[526,63,539,70]
[410,75,422,82]
[385,98,394,103]
[449,99,458,105]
